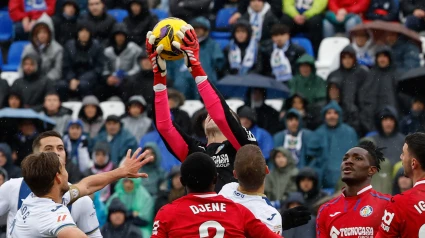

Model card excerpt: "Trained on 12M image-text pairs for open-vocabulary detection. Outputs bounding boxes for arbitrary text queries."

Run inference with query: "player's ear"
[369,166,377,176]
[412,158,419,169]
[265,166,270,175]
[54,172,61,184]
[233,170,237,179]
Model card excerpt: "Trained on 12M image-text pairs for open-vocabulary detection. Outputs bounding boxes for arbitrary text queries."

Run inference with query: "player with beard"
[147,25,257,192]
[377,132,425,237]
[8,149,152,237]
[316,141,390,238]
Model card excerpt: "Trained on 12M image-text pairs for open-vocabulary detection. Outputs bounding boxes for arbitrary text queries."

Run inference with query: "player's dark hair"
[405,132,425,169]
[32,131,62,152]
[358,141,385,172]
[180,152,217,193]
[21,152,62,197]
[234,144,266,191]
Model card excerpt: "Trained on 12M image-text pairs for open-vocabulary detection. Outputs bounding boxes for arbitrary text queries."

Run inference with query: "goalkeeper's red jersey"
[151,193,281,238]
[376,179,425,238]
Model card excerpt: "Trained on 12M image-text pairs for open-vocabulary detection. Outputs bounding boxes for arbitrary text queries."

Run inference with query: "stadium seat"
[151,9,169,20]
[226,99,244,112]
[214,38,230,50]
[210,31,232,39]
[180,100,204,117]
[1,71,19,86]
[291,37,314,57]
[107,9,128,23]
[2,41,30,72]
[264,99,283,112]
[215,7,237,30]
[0,11,13,42]
[100,101,125,119]
[62,101,82,119]
[315,37,349,79]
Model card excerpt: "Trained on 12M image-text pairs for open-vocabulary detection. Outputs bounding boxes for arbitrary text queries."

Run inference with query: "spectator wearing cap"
[168,17,224,99]
[93,115,138,165]
[323,0,367,37]
[63,119,92,173]
[122,52,154,104]
[121,95,152,142]
[97,23,143,101]
[34,92,72,135]
[237,106,274,160]
[53,0,81,45]
[78,95,104,138]
[59,22,104,101]
[123,0,158,46]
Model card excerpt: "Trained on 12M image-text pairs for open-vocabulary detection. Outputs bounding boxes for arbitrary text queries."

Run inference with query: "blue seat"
[3,41,29,72]
[0,11,13,42]
[151,9,169,20]
[210,31,232,40]
[214,38,230,50]
[216,7,237,30]
[291,37,314,57]
[107,9,128,23]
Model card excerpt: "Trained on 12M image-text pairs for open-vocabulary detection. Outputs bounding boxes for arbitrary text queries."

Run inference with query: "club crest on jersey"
[215,144,225,154]
[360,205,373,217]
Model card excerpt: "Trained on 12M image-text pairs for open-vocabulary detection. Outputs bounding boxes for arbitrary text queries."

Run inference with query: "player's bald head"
[234,144,267,191]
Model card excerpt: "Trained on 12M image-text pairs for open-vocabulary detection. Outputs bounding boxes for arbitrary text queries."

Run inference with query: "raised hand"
[120,148,153,178]
[172,24,201,72]
[146,31,167,77]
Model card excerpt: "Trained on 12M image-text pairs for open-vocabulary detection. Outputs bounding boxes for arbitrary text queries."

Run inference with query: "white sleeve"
[0,181,12,216]
[71,196,101,237]
[46,206,76,236]
[62,192,71,206]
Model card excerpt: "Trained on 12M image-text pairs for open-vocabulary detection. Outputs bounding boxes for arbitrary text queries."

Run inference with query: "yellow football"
[152,17,187,61]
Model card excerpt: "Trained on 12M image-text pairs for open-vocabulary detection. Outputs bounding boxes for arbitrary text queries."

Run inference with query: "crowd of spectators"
[1,0,425,237]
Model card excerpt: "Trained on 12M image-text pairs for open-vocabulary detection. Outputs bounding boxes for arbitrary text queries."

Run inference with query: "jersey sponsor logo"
[51,205,62,212]
[212,154,230,168]
[360,205,373,217]
[267,213,277,221]
[152,220,160,235]
[381,210,395,232]
[330,212,341,217]
[243,127,257,142]
[233,190,245,198]
[331,226,374,237]
[215,144,225,154]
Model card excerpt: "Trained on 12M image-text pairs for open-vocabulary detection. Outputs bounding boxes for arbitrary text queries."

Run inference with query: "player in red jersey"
[316,141,390,238]
[376,132,425,238]
[151,152,311,237]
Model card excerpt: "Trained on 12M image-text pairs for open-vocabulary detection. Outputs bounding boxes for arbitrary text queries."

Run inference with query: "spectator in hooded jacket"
[400,97,425,135]
[0,143,21,179]
[288,54,327,104]
[140,143,166,197]
[78,95,104,138]
[122,52,154,104]
[123,0,158,46]
[240,0,279,43]
[9,0,55,40]
[237,106,274,160]
[93,115,138,165]
[34,92,72,135]
[63,119,92,173]
[351,29,376,67]
[323,0,367,37]
[281,0,327,55]
[0,77,9,109]
[98,23,143,101]
[327,45,374,136]
[261,24,306,82]
[274,109,313,168]
[365,0,399,21]
[309,101,358,188]
[121,95,152,142]
[53,0,80,45]
[55,0,88,16]
[265,147,298,202]
[392,167,413,195]
[78,0,116,47]
[11,54,54,108]
[169,0,211,22]
[167,89,193,135]
[59,23,104,101]
[19,14,63,82]
[403,0,425,32]
[385,31,420,73]
[295,167,329,211]
[155,165,185,214]
[282,192,316,238]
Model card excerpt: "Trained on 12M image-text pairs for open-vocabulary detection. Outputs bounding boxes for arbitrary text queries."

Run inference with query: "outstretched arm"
[172,25,257,150]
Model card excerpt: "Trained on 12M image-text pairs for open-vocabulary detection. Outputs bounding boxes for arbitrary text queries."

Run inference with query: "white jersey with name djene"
[0,178,101,237]
[9,193,76,237]
[219,182,282,234]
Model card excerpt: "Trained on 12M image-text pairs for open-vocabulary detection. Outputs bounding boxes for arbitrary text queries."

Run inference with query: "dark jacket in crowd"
[104,0,127,9]
[370,106,405,166]
[391,37,420,74]
[0,78,9,108]
[62,24,105,84]
[101,198,143,238]
[295,167,329,211]
[401,0,425,16]
[327,45,374,135]
[282,192,317,238]
[236,0,283,18]
[154,166,185,214]
[366,0,399,21]
[78,10,116,47]
[123,0,158,46]
[400,106,425,135]
[8,131,38,167]
[240,2,279,43]
[0,143,21,179]
[122,53,154,104]
[11,54,54,108]
[53,0,80,45]
[169,0,211,22]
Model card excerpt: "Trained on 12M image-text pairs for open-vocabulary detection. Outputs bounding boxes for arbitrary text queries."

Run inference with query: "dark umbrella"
[398,67,425,97]
[217,74,290,99]
[350,21,422,50]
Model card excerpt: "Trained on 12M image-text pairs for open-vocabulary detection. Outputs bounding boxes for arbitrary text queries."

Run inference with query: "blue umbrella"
[217,74,290,99]
[0,108,56,129]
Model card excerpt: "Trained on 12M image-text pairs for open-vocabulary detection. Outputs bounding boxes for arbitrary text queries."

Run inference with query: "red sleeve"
[316,204,329,238]
[239,205,280,238]
[151,207,169,238]
[346,0,370,14]
[8,0,27,22]
[376,197,402,238]
[45,0,56,16]
[328,0,340,13]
